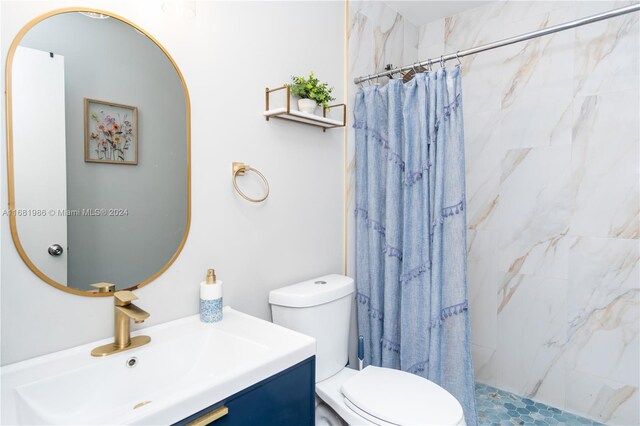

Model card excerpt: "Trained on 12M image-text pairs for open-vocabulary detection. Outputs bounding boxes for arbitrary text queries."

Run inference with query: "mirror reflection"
[8,11,189,294]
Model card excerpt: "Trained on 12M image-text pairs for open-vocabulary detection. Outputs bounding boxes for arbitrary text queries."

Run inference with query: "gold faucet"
[91,290,151,357]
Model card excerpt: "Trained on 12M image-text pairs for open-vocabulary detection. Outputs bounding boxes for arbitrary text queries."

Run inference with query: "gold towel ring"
[232,162,270,203]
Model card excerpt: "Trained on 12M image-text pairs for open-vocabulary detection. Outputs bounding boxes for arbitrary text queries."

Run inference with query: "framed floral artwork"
[84,98,138,164]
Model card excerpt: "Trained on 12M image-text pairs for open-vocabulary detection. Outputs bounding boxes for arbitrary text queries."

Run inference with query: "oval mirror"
[5,9,190,296]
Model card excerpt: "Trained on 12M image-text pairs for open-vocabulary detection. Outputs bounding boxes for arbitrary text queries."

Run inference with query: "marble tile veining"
[494,146,572,279]
[573,1,640,97]
[569,89,640,239]
[464,110,502,231]
[565,370,639,425]
[497,273,567,407]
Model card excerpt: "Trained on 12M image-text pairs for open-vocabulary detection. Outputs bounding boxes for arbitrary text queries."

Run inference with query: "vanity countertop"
[1,307,315,425]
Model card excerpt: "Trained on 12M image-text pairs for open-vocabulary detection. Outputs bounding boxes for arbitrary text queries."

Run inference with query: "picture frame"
[84,98,138,164]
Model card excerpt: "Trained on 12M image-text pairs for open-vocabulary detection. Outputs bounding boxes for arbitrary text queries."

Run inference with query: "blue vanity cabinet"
[174,357,315,426]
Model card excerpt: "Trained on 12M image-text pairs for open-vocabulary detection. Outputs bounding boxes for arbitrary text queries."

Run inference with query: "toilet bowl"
[316,396,346,426]
[269,274,465,425]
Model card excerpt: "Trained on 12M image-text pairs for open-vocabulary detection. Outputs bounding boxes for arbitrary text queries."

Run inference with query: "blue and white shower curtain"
[354,66,477,425]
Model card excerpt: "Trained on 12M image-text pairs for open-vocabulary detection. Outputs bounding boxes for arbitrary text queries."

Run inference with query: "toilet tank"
[269,274,355,382]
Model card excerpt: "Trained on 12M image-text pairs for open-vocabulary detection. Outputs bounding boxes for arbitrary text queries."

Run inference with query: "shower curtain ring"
[455,51,462,66]
[440,55,446,68]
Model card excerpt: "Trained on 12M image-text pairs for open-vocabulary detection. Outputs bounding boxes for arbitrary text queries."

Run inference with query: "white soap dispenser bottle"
[200,269,223,322]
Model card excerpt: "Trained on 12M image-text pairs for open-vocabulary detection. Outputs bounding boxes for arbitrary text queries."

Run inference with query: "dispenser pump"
[206,269,216,284]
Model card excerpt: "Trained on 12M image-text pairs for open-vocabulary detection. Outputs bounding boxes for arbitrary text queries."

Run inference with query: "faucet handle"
[114,290,138,306]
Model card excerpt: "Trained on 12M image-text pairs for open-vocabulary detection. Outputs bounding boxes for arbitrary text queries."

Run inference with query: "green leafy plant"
[288,72,335,109]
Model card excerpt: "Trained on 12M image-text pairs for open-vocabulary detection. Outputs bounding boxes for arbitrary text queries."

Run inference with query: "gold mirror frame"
[4,7,191,297]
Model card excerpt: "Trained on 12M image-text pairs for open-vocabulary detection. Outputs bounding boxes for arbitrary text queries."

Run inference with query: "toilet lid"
[341,366,464,426]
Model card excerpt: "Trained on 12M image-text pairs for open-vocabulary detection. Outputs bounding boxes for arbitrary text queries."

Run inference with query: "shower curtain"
[354,66,477,425]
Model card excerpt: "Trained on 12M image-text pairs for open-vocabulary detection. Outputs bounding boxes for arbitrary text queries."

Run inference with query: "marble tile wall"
[417,1,639,423]
[347,1,639,424]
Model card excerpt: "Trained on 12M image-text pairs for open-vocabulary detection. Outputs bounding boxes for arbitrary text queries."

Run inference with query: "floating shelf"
[264,85,346,132]
[263,107,344,129]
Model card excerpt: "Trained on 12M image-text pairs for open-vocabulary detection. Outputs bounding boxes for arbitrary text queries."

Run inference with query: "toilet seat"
[316,366,464,426]
[341,366,464,425]
[343,398,396,426]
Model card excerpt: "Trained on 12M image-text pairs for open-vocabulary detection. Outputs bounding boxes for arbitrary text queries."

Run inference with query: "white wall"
[1,0,346,365]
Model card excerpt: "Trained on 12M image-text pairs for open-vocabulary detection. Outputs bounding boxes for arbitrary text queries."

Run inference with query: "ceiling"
[384,1,492,26]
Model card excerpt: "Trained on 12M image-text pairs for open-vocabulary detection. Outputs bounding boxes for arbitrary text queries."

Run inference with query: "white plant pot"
[298,99,318,115]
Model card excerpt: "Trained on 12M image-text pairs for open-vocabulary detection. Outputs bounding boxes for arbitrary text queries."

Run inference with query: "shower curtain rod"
[354,3,640,84]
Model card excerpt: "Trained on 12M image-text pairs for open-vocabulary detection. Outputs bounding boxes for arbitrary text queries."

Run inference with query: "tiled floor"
[475,383,602,425]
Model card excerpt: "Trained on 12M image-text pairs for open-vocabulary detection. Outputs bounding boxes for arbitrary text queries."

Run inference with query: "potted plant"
[289,72,335,115]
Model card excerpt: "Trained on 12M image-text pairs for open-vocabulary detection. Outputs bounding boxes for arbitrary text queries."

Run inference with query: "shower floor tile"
[475,383,602,425]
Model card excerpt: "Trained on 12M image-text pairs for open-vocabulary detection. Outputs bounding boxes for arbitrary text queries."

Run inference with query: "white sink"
[1,307,315,425]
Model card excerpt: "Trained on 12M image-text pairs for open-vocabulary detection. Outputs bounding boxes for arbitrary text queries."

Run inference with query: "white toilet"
[269,274,466,426]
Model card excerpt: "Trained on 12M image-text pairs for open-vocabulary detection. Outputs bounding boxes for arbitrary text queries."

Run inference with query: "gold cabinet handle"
[186,405,229,426]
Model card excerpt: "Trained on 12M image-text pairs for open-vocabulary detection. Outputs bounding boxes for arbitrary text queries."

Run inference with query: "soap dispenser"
[200,269,223,323]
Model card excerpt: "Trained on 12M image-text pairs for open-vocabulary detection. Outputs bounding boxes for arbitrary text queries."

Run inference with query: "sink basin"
[1,307,315,425]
